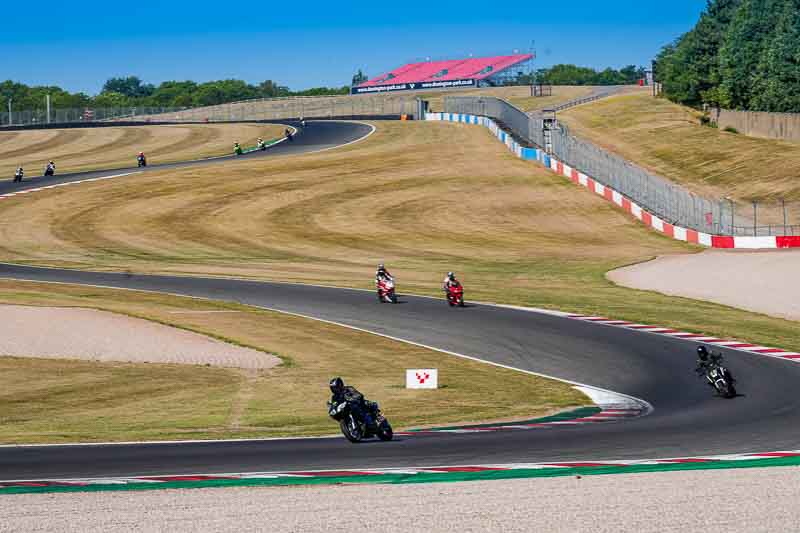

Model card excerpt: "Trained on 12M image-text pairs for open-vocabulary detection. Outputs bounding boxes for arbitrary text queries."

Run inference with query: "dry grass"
[0,120,797,353]
[0,123,286,178]
[422,85,596,113]
[0,281,585,443]
[559,92,800,204]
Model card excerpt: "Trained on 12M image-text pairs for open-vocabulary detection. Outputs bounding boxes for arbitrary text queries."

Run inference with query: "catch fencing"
[444,96,800,237]
[0,106,189,127]
[0,94,420,127]
[119,94,419,122]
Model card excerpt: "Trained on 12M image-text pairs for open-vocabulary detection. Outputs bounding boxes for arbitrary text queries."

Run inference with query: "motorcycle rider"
[137,152,146,167]
[442,271,460,294]
[329,377,376,428]
[256,137,265,150]
[44,161,56,176]
[695,345,727,381]
[13,166,23,183]
[376,263,394,284]
[234,142,242,155]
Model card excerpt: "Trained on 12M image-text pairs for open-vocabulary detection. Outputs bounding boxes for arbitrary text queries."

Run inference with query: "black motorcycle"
[701,363,737,398]
[328,400,393,443]
[137,156,147,167]
[44,165,55,176]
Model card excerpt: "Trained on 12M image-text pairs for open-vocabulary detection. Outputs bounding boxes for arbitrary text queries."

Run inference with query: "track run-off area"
[0,119,799,489]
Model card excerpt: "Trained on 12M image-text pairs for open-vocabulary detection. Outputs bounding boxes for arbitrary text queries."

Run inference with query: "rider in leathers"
[442,271,460,294]
[329,377,376,428]
[375,263,394,290]
[695,345,723,373]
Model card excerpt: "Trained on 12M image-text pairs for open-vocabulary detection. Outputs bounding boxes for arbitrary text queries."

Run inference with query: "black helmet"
[377,263,385,271]
[697,346,709,360]
[329,377,344,394]
[447,271,455,280]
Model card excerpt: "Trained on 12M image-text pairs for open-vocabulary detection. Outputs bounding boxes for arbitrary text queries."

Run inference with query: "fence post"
[753,201,758,236]
[783,197,788,236]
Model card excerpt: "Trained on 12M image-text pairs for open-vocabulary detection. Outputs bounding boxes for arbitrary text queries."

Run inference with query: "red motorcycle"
[446,283,465,307]
[376,278,397,304]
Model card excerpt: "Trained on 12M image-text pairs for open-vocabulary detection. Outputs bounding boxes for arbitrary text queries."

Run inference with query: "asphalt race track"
[1,120,799,480]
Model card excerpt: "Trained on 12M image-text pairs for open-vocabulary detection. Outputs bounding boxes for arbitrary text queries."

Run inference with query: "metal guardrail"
[444,95,799,237]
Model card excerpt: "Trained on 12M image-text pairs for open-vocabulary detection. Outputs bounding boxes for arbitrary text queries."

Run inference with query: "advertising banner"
[351,79,476,95]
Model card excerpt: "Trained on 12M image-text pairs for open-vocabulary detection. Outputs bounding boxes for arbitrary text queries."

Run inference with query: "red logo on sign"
[416,372,430,384]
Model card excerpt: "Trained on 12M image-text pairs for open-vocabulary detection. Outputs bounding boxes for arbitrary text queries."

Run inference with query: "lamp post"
[7,98,11,126]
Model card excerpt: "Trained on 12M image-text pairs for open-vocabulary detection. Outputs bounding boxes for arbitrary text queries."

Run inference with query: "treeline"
[655,0,800,112]
[0,77,350,111]
[518,64,646,86]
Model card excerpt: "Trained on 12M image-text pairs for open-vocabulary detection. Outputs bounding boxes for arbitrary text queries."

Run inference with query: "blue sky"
[3,1,705,93]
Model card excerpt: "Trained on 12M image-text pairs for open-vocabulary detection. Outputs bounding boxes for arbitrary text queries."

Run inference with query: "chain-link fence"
[0,106,191,127]
[0,94,420,127]
[444,95,800,237]
[128,94,419,123]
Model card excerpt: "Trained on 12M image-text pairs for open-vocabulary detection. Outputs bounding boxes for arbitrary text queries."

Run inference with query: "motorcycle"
[234,145,243,156]
[137,156,147,167]
[44,165,55,177]
[446,283,465,307]
[703,363,737,399]
[328,400,393,443]
[376,278,397,304]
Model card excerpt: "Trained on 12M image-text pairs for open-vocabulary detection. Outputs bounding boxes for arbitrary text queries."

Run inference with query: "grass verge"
[558,91,800,210]
[0,120,797,353]
[0,280,586,444]
[0,123,286,178]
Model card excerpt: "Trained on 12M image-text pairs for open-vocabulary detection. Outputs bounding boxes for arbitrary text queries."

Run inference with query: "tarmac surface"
[1,119,799,483]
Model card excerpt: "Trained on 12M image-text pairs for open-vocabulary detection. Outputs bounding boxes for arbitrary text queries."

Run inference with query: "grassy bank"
[0,120,797,353]
[0,281,585,444]
[558,92,800,205]
[0,123,286,177]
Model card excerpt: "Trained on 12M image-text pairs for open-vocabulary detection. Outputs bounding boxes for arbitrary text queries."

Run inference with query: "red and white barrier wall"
[426,112,800,249]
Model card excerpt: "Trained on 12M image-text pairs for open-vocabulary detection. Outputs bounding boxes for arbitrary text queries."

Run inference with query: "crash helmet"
[447,271,455,281]
[377,263,385,271]
[329,377,344,394]
[697,346,709,361]
[49,161,54,165]
[138,152,144,156]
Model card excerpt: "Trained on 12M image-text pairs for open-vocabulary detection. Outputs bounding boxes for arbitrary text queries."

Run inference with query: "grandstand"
[352,54,533,94]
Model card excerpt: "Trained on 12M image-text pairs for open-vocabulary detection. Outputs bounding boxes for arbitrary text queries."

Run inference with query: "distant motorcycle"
[44,163,55,176]
[701,363,737,399]
[446,283,465,307]
[234,144,243,156]
[328,400,393,443]
[376,278,397,304]
[137,155,147,167]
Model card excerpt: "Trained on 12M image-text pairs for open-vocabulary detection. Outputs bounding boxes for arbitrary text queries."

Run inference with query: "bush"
[723,126,739,134]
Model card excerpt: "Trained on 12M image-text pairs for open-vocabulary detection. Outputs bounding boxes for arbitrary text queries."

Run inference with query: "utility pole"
[7,98,11,126]
[46,94,51,124]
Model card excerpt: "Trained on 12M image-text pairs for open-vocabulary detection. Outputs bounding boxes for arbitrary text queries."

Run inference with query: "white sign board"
[406,369,438,389]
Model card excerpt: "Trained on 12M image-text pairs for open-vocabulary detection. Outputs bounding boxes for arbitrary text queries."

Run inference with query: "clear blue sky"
[3,1,705,94]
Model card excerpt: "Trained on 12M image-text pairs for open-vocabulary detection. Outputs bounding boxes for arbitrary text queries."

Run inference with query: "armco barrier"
[425,112,800,250]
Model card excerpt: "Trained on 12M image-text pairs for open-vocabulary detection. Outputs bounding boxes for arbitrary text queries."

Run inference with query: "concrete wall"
[715,108,800,142]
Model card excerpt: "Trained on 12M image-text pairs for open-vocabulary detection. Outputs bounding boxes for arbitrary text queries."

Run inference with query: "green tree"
[101,76,155,98]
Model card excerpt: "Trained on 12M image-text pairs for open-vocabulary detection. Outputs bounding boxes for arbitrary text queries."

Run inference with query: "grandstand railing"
[443,95,800,237]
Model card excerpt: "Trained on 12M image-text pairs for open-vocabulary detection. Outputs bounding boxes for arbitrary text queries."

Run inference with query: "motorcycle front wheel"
[340,416,364,443]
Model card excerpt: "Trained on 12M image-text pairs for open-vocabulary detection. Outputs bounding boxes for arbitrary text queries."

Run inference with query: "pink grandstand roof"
[358,54,532,87]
